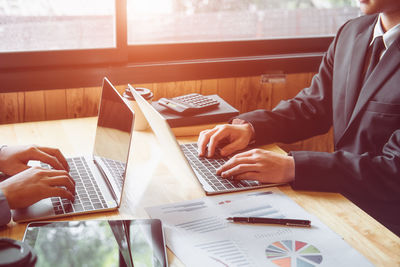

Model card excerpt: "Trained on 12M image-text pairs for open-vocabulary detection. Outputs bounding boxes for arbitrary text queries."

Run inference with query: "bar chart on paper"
[195,239,251,266]
[266,240,323,267]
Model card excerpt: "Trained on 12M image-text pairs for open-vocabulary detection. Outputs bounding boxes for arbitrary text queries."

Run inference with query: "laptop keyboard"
[100,157,125,192]
[180,143,261,192]
[41,157,108,215]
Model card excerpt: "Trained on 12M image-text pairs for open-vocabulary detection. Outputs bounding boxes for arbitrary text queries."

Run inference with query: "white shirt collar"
[370,13,400,50]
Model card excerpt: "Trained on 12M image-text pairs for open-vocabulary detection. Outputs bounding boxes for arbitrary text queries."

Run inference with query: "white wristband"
[0,145,7,153]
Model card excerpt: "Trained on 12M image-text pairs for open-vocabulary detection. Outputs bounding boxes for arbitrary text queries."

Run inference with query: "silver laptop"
[128,84,279,195]
[13,78,134,222]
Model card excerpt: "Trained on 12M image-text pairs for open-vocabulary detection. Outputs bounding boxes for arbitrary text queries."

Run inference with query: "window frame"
[0,0,336,92]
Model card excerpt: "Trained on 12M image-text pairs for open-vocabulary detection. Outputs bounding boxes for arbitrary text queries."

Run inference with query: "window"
[127,0,359,45]
[0,0,361,91]
[0,0,115,52]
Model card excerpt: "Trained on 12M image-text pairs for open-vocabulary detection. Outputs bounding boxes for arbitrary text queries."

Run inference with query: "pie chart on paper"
[266,240,323,267]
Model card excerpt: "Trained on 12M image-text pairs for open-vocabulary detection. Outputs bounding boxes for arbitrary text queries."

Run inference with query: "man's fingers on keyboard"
[220,163,256,178]
[37,169,76,186]
[31,148,65,170]
[234,171,259,181]
[38,146,70,171]
[216,156,254,175]
[49,187,75,202]
[42,168,72,178]
[207,133,225,158]
[45,176,76,194]
[198,129,214,156]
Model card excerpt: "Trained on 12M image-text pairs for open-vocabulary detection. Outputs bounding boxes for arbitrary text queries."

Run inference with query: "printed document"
[146,188,373,267]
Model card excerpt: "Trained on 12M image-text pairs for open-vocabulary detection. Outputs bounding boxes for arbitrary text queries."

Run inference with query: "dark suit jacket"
[236,14,400,236]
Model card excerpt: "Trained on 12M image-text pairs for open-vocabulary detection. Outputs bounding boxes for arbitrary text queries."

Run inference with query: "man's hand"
[0,167,75,209]
[197,123,254,158]
[0,145,69,176]
[216,149,295,184]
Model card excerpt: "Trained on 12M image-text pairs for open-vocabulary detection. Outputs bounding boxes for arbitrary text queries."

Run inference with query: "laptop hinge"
[93,159,119,204]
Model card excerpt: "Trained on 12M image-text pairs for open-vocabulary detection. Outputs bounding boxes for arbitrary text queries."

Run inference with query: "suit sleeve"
[236,42,335,145]
[0,189,11,227]
[292,129,400,193]
[235,22,350,146]
[291,129,400,234]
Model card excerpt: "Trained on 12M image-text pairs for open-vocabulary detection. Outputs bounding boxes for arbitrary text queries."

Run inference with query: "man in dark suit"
[197,0,400,236]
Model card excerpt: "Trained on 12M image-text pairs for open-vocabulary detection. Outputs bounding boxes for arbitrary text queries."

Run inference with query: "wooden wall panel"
[152,82,175,100]
[217,78,236,107]
[66,88,84,118]
[17,92,24,122]
[248,76,265,112]
[0,72,334,152]
[82,87,102,117]
[258,81,273,111]
[44,89,67,121]
[24,91,46,122]
[234,77,251,113]
[200,79,218,96]
[176,80,199,97]
[0,93,19,124]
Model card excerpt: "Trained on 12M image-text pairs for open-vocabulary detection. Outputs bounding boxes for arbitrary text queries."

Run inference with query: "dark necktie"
[363,36,385,83]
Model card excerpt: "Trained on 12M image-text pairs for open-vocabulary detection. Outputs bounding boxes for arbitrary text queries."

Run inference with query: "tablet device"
[22,219,168,267]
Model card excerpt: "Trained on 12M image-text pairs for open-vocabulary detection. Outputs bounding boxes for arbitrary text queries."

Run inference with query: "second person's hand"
[0,145,70,176]
[0,167,75,209]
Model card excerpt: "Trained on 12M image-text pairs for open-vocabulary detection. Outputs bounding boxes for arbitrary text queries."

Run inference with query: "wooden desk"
[0,117,399,266]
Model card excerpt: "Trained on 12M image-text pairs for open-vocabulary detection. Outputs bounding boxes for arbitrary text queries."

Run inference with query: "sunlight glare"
[128,0,172,15]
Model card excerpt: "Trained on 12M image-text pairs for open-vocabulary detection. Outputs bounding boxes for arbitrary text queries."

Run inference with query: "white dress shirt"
[370,14,400,58]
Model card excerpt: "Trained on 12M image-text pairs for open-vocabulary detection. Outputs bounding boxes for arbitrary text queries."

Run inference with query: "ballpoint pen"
[226,217,311,227]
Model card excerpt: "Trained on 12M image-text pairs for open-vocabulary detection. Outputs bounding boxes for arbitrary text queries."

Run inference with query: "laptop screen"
[93,78,134,203]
